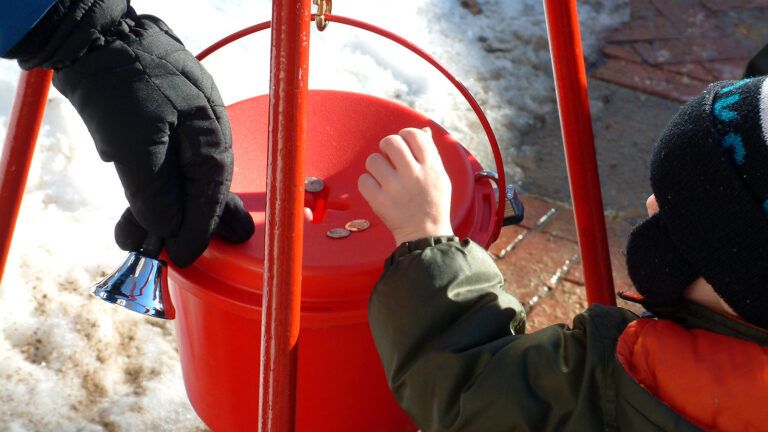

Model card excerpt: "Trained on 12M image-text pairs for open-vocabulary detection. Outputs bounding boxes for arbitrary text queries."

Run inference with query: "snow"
[0,0,628,430]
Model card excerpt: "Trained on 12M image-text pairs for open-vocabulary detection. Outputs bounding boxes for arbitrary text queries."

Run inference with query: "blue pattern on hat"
[722,133,746,165]
[711,78,768,216]
[721,78,753,95]
[714,94,740,122]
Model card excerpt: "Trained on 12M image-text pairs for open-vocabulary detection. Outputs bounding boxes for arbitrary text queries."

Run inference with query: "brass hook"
[313,0,332,31]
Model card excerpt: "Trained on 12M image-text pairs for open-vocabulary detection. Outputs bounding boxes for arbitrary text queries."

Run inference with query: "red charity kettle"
[168,15,516,432]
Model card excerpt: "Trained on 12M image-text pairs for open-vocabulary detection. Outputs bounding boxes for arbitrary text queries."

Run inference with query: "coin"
[305,176,325,193]
[326,228,351,239]
[345,219,371,232]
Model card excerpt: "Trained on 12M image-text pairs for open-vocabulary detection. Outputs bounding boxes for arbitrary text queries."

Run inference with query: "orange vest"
[616,318,768,431]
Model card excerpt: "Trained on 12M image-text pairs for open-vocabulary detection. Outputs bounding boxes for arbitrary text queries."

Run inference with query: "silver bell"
[90,235,175,320]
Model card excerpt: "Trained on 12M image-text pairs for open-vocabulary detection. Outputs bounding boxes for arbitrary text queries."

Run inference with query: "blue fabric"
[720,78,753,95]
[714,94,740,122]
[722,133,746,165]
[0,0,58,56]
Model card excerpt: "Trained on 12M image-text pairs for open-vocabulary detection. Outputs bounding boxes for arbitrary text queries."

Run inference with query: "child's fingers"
[398,127,436,164]
[379,135,418,173]
[365,153,397,186]
[357,173,381,205]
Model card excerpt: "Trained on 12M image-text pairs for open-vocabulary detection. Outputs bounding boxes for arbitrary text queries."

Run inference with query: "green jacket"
[368,237,768,431]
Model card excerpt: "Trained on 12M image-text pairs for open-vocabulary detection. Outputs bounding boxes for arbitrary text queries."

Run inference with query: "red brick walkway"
[490,197,642,331]
[592,0,768,102]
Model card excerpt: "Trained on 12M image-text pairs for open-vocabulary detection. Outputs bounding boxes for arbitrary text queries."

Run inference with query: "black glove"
[6,0,255,267]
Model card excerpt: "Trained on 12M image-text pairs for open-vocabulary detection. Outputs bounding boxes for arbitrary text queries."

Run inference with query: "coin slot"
[305,187,329,224]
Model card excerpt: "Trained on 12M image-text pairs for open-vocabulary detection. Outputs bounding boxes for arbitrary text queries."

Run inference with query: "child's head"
[626,77,768,328]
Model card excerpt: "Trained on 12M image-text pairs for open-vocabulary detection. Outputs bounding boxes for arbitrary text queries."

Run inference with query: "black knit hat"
[626,77,768,329]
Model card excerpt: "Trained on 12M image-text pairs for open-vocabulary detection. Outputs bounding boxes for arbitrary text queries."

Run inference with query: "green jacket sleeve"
[368,237,638,432]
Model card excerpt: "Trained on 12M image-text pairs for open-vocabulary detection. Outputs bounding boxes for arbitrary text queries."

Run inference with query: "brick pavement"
[490,196,643,332]
[592,0,768,102]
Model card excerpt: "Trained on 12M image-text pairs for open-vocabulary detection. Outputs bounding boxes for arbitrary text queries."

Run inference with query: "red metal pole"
[0,69,52,286]
[259,0,311,430]
[543,0,615,306]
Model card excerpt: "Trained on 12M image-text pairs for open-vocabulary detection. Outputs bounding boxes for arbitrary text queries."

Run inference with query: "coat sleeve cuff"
[386,235,461,266]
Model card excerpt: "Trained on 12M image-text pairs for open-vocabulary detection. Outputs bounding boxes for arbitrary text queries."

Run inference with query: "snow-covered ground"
[0,1,628,430]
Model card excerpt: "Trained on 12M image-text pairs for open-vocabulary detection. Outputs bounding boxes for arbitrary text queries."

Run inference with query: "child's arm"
[360,128,638,431]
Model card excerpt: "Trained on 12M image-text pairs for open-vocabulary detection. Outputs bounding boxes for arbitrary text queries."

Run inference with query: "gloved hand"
[6,0,254,267]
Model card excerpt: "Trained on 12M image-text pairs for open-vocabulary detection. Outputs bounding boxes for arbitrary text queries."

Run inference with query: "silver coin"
[345,219,371,232]
[326,228,351,239]
[305,176,325,193]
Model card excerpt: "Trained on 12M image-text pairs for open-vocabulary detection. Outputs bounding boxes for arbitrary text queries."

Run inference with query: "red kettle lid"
[190,90,490,309]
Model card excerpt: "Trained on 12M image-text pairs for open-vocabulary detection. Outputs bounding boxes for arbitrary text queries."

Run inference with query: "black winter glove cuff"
[4,0,71,62]
[5,0,128,70]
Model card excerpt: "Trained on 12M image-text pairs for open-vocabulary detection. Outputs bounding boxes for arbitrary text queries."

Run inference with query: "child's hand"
[358,127,454,245]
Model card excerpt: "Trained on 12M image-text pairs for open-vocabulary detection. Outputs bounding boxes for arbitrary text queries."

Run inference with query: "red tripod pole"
[543,0,616,306]
[0,69,52,286]
[259,0,311,430]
